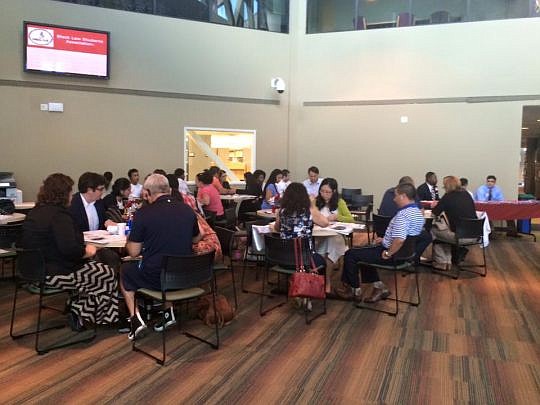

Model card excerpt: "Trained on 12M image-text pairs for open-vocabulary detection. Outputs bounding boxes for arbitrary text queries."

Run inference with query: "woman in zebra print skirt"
[18,173,119,329]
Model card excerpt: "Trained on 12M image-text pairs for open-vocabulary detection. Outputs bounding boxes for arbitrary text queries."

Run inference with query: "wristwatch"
[383,250,392,258]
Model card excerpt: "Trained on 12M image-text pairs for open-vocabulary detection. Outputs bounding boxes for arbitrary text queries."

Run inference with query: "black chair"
[237,199,259,225]
[214,206,237,230]
[341,188,362,206]
[0,222,23,249]
[350,195,374,242]
[0,249,17,279]
[133,251,218,365]
[213,226,238,310]
[432,217,487,280]
[372,213,392,241]
[260,235,326,324]
[430,10,450,24]
[355,236,419,316]
[241,220,271,295]
[10,249,96,354]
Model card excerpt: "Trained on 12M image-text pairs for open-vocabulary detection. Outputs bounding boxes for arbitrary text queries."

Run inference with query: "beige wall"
[1,0,538,205]
[288,1,540,204]
[1,0,290,198]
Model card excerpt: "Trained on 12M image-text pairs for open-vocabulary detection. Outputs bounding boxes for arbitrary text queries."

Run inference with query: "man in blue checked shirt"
[339,183,424,303]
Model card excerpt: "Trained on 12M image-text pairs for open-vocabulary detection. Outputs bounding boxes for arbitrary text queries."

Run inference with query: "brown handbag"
[288,238,325,299]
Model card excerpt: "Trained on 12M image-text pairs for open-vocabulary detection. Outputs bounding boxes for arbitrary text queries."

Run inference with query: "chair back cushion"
[372,214,392,237]
[214,226,234,257]
[161,250,215,291]
[456,217,484,239]
[16,249,46,282]
[393,236,417,262]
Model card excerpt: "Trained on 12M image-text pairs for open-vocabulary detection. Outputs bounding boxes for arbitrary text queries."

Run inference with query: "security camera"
[271,77,286,94]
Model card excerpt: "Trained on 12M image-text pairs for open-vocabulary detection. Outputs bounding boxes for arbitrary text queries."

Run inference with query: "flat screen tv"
[24,21,110,79]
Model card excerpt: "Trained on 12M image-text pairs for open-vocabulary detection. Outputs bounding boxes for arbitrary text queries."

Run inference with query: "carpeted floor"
[0,233,539,404]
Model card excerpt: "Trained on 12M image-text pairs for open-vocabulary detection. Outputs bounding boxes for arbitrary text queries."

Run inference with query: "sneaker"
[364,288,391,303]
[117,317,131,334]
[128,312,147,340]
[153,307,176,332]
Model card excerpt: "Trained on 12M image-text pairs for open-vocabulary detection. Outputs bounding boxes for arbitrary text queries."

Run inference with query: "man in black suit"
[69,172,115,232]
[417,171,440,201]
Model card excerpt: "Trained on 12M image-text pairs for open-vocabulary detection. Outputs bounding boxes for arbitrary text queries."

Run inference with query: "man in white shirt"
[302,166,323,197]
[174,168,190,194]
[69,172,115,232]
[128,168,142,199]
[276,169,291,195]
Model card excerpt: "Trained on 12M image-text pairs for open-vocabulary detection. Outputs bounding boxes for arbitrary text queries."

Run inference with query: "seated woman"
[219,169,231,190]
[18,173,119,330]
[274,182,329,291]
[431,175,477,270]
[261,169,283,210]
[166,174,222,262]
[314,178,353,292]
[196,170,224,219]
[102,177,131,223]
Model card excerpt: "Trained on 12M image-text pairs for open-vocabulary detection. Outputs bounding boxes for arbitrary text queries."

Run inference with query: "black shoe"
[117,317,131,334]
[128,313,147,340]
[154,307,177,332]
[67,311,85,332]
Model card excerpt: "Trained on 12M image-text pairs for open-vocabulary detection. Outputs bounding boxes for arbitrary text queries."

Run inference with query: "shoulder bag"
[288,237,325,299]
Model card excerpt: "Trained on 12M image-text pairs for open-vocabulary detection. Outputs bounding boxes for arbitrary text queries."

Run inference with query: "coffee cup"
[107,225,118,235]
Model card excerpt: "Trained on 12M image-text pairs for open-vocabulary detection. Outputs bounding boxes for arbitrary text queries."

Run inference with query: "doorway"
[184,127,256,182]
[521,106,540,198]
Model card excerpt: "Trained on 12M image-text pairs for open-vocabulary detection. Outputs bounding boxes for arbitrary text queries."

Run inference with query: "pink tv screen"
[24,21,110,79]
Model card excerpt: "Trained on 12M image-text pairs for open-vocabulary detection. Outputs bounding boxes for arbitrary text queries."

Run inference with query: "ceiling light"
[522,127,529,130]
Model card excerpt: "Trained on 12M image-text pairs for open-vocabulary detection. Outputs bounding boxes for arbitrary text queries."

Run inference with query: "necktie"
[488,188,492,201]
[433,186,439,200]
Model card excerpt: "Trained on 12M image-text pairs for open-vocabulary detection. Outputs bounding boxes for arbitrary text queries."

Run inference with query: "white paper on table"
[83,230,113,245]
[0,248,11,254]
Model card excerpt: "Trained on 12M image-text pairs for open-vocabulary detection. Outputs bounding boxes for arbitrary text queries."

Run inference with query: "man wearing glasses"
[69,172,115,232]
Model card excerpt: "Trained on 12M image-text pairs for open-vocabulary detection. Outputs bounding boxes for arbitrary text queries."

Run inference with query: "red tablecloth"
[474,201,540,220]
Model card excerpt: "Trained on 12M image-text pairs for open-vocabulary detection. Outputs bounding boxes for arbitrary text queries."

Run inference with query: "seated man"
[69,172,115,232]
[341,183,424,302]
[417,171,440,201]
[378,176,415,217]
[475,175,503,201]
[302,166,324,198]
[120,174,201,340]
[128,168,143,199]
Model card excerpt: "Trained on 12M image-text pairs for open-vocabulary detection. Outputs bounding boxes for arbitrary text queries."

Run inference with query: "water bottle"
[126,214,132,235]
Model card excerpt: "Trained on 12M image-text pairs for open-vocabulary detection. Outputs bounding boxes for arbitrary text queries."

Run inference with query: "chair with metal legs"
[10,249,97,354]
[260,235,326,324]
[432,217,487,280]
[213,226,238,310]
[133,251,218,365]
[355,236,420,316]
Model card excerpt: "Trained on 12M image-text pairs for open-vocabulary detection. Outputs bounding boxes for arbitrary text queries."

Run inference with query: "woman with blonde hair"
[431,175,477,270]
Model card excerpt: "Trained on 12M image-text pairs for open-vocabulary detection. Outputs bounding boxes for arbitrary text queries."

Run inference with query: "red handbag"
[288,238,325,299]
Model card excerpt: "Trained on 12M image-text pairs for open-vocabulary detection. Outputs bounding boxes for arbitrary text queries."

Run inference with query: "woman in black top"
[18,173,119,330]
[431,175,477,270]
[102,177,131,223]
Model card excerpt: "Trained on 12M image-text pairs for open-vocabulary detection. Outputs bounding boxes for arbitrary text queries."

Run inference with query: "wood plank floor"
[1,233,539,404]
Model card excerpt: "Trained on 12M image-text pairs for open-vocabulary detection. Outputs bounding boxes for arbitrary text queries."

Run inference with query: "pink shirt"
[198,184,224,216]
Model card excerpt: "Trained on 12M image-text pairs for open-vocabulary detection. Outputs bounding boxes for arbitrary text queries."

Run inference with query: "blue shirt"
[129,195,199,273]
[382,204,424,249]
[475,184,504,201]
[261,183,279,209]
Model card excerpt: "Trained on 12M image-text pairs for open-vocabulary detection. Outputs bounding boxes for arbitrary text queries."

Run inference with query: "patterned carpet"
[0,234,539,404]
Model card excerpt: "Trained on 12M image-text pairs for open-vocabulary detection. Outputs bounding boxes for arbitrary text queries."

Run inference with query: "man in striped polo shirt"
[341,183,425,303]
